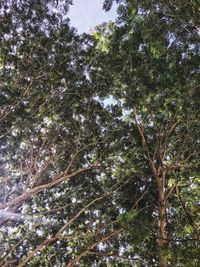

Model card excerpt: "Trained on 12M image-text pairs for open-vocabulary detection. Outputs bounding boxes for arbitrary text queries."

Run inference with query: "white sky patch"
[68,0,117,33]
[36,229,44,237]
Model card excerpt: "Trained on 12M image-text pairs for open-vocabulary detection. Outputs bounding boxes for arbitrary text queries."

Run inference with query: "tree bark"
[135,118,169,266]
[157,190,169,267]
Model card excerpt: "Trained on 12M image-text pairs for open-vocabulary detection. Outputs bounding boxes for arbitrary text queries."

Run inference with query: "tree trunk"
[157,195,169,267]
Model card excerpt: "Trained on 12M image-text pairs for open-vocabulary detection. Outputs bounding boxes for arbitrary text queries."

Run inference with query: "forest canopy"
[0,0,199,266]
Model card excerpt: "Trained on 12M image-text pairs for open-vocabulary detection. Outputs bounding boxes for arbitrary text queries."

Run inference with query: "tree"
[0,1,130,266]
[89,0,200,266]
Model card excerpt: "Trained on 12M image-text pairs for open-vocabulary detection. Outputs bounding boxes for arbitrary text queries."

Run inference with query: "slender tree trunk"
[157,188,168,267]
[135,119,169,266]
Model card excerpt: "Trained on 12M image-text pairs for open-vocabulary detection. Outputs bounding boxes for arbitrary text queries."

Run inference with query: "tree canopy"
[0,0,199,266]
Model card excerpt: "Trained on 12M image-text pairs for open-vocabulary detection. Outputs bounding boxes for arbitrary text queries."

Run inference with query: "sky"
[68,0,117,33]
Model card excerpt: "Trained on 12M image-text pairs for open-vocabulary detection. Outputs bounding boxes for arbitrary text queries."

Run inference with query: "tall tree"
[0,1,128,266]
[91,1,200,266]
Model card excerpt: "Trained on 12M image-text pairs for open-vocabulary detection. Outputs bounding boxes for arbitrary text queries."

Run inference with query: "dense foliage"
[0,0,199,266]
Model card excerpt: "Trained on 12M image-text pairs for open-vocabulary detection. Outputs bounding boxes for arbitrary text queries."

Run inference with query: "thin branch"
[0,165,98,211]
[175,182,200,240]
[66,230,122,267]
